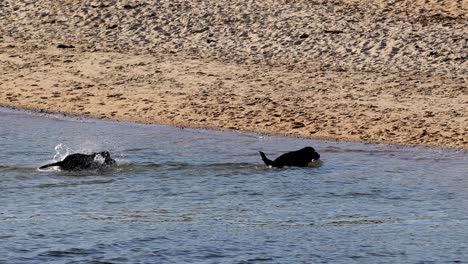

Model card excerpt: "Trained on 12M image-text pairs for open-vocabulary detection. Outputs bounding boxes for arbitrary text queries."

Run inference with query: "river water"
[0,108,467,264]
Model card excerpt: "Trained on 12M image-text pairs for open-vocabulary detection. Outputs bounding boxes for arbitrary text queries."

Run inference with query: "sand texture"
[1,0,467,148]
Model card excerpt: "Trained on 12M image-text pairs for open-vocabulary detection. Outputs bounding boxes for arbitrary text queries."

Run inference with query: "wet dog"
[259,147,320,168]
[39,151,116,171]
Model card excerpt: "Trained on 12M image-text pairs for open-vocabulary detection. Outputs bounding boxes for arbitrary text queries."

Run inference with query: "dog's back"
[60,153,96,170]
[40,152,116,171]
[260,147,320,168]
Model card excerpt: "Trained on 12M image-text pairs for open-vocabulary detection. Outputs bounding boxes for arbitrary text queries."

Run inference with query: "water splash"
[93,153,106,164]
[53,143,71,161]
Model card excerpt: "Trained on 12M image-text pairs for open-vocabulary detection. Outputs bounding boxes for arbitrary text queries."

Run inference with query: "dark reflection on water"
[1,107,467,264]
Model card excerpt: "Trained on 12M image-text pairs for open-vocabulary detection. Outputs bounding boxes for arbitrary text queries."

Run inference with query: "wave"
[4,160,322,176]
[3,159,322,179]
[38,248,100,257]
[0,165,37,173]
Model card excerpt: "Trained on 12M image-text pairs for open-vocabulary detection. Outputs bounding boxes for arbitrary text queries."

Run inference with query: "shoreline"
[1,1,467,149]
[1,47,466,149]
[1,105,466,151]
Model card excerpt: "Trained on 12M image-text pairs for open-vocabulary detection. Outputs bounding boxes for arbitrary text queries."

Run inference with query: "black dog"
[259,147,320,168]
[39,151,116,171]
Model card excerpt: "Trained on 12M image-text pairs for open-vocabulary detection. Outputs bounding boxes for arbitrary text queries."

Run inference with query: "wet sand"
[1,0,467,148]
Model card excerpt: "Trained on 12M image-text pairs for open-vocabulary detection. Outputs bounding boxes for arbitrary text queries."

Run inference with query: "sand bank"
[1,0,467,148]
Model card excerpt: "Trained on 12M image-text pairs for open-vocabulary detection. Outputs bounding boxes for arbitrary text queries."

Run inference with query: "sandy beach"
[1,0,467,148]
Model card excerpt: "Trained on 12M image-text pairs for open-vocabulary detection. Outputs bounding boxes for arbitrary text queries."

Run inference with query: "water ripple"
[1,108,467,264]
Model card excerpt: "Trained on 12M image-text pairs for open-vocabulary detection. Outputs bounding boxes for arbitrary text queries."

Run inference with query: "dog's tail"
[39,161,62,169]
[259,151,275,167]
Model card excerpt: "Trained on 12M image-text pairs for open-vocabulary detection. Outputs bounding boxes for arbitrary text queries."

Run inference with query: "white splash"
[53,143,71,161]
[93,153,106,164]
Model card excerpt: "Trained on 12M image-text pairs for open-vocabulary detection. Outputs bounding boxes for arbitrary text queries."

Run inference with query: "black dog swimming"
[259,147,320,168]
[39,151,116,171]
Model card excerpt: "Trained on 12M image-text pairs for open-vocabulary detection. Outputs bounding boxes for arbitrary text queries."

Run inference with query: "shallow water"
[0,108,467,264]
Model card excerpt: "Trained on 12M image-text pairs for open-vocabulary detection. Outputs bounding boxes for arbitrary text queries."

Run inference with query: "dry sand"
[1,0,467,148]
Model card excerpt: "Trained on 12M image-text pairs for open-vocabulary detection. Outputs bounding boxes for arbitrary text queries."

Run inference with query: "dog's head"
[99,151,116,165]
[303,146,320,160]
